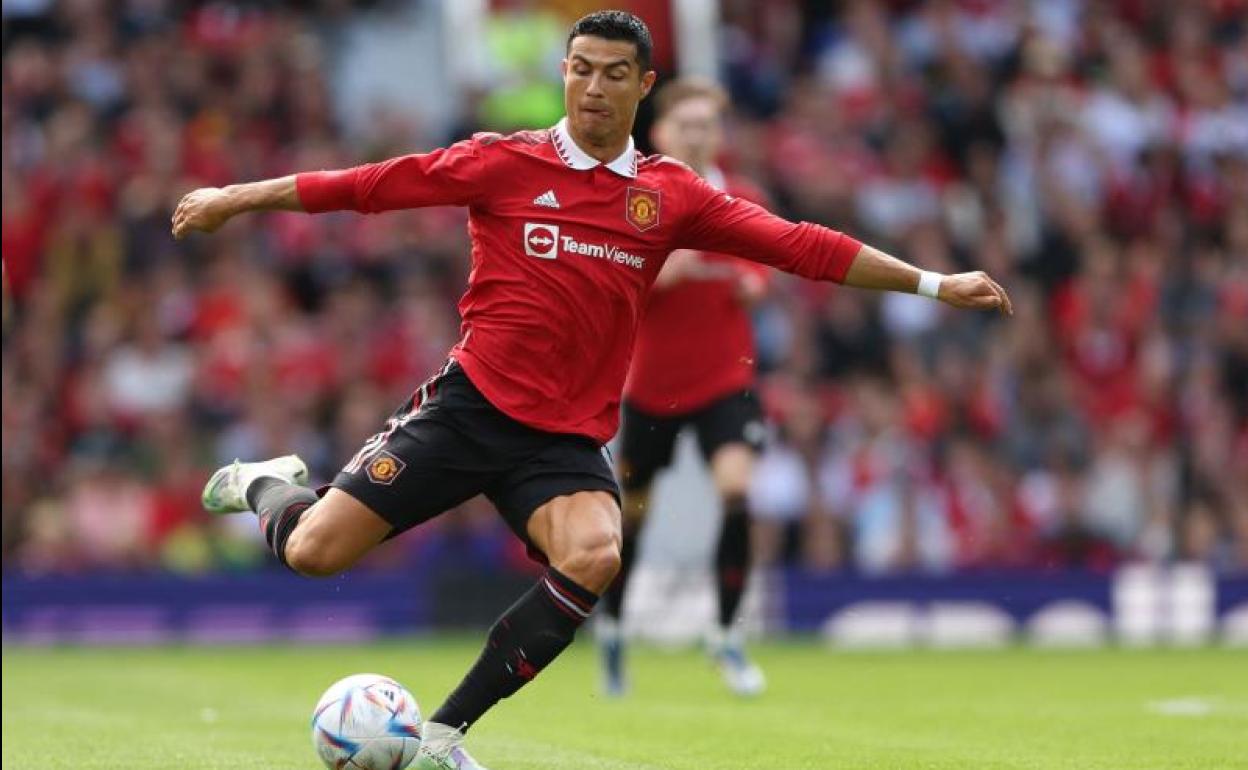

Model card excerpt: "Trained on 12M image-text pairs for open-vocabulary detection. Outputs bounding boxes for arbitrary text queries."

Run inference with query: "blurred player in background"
[172,10,1011,769]
[598,78,770,697]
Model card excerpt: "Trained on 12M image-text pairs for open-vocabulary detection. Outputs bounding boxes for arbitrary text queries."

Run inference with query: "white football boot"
[413,722,491,770]
[201,455,308,514]
[709,626,766,697]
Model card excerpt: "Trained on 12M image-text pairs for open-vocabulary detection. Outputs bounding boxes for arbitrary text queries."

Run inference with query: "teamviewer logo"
[524,223,559,259]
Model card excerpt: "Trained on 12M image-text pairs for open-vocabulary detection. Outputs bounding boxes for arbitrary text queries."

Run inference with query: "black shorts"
[331,360,620,551]
[618,390,765,492]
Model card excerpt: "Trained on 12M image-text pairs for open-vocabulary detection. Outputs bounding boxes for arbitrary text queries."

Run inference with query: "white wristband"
[917,271,943,299]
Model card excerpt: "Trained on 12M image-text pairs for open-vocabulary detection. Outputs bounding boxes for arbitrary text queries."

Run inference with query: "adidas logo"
[533,190,561,209]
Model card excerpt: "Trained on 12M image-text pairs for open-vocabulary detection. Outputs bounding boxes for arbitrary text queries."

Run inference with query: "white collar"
[551,117,637,178]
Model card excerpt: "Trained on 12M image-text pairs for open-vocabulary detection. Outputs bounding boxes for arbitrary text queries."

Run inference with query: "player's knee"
[575,541,622,591]
[712,445,755,499]
[717,478,752,502]
[558,533,621,592]
[284,529,348,578]
[285,546,342,578]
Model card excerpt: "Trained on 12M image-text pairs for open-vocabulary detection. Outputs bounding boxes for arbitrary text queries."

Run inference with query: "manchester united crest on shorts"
[625,186,660,232]
[365,451,406,486]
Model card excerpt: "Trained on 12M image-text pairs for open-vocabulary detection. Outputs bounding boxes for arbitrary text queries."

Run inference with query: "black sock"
[431,567,597,731]
[602,519,641,620]
[716,495,752,628]
[247,477,317,569]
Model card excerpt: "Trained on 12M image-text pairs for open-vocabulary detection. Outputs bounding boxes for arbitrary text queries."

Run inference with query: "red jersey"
[297,119,861,444]
[624,170,769,415]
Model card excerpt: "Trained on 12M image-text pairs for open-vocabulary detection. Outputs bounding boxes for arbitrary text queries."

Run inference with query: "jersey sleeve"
[724,177,775,286]
[675,171,862,284]
[296,136,492,214]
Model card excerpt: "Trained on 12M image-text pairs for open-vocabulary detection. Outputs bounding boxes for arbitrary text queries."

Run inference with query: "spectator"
[2,1,1245,575]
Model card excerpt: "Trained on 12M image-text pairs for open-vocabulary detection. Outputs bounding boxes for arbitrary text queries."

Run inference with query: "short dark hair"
[566,10,653,72]
[654,77,728,120]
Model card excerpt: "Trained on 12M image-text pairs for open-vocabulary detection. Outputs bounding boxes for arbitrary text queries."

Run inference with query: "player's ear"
[560,58,569,81]
[639,70,657,98]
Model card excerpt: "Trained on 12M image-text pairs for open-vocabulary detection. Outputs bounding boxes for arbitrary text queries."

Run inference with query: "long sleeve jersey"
[297,119,861,443]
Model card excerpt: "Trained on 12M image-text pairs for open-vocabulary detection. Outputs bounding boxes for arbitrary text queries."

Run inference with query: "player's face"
[652,96,723,171]
[562,36,656,148]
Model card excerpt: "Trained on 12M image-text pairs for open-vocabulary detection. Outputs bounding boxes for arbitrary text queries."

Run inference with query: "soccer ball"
[311,673,422,770]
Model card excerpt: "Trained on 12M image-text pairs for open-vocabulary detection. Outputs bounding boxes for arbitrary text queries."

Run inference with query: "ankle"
[709,624,746,650]
[244,476,285,512]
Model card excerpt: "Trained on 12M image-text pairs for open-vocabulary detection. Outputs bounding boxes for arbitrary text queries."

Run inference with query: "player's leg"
[596,482,647,696]
[695,391,767,696]
[278,488,393,576]
[708,443,754,633]
[202,455,392,575]
[597,404,680,695]
[427,491,619,730]
[202,363,479,577]
[417,441,621,768]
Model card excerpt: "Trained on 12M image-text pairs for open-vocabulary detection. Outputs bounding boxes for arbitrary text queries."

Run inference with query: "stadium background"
[3,0,1247,650]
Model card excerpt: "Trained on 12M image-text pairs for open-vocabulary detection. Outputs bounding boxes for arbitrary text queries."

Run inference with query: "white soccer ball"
[311,673,422,770]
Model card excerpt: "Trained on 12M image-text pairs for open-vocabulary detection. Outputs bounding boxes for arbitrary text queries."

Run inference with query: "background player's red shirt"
[297,120,861,444]
[623,170,770,416]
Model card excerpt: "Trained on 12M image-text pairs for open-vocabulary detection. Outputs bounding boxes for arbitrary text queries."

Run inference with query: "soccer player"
[172,11,1012,769]
[596,77,771,698]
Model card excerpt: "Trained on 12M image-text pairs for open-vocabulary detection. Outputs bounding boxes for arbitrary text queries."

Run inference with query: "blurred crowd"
[3,0,1246,576]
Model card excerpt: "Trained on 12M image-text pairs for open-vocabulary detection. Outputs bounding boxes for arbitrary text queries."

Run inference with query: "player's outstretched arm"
[172,176,302,239]
[173,137,493,241]
[843,243,1013,315]
[678,173,1012,315]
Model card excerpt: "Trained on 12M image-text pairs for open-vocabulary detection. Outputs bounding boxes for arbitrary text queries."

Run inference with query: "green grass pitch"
[3,639,1246,769]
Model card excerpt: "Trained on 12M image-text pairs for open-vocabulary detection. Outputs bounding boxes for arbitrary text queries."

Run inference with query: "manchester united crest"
[365,451,406,486]
[625,187,661,232]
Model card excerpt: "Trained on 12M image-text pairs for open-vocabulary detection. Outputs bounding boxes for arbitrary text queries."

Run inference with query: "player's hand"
[171,187,234,239]
[938,271,1013,315]
[735,271,767,306]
